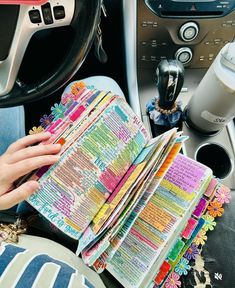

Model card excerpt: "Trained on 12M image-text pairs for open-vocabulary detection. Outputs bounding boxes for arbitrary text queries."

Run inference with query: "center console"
[138,0,235,69]
[122,0,235,188]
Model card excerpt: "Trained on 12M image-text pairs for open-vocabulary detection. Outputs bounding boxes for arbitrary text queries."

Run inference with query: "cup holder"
[195,143,233,179]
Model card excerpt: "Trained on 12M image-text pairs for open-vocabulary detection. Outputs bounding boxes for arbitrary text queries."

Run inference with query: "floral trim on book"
[40,114,54,128]
[28,81,87,134]
[164,272,181,288]
[153,179,231,288]
[183,243,199,261]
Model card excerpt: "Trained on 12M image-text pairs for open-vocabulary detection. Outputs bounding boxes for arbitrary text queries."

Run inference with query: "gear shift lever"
[146,59,185,136]
[156,59,185,110]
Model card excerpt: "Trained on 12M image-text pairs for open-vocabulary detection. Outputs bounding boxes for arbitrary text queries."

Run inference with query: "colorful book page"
[77,133,166,254]
[107,154,212,288]
[27,95,149,239]
[87,134,185,273]
[79,131,182,264]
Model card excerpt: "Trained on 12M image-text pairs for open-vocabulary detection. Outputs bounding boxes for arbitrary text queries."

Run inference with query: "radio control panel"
[137,0,235,69]
[144,0,235,18]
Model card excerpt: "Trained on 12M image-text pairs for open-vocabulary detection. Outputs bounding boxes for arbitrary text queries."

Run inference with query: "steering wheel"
[0,0,101,107]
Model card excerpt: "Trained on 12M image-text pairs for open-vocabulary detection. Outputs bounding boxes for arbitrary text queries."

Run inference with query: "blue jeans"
[0,106,25,155]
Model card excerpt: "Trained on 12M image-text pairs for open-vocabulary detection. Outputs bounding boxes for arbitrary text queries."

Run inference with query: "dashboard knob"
[175,47,193,65]
[179,22,199,42]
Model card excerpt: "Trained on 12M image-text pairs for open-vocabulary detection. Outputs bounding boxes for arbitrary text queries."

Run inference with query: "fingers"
[7,155,60,182]
[7,143,61,164]
[0,132,61,210]
[6,132,52,154]
[0,181,39,210]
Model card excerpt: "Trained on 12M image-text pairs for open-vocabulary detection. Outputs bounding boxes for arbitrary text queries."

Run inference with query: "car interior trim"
[122,0,141,118]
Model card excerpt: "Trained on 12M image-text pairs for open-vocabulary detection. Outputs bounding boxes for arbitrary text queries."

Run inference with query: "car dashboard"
[123,0,235,190]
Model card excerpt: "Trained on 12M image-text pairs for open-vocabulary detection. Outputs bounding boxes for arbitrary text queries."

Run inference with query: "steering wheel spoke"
[0,0,100,107]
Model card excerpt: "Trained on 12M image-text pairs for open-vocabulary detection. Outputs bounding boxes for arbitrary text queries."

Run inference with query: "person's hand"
[0,132,61,210]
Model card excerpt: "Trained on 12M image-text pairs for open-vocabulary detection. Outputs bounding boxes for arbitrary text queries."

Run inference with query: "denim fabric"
[79,76,125,98]
[0,106,25,155]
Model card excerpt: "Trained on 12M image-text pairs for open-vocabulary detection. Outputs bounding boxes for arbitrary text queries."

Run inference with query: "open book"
[21,81,230,288]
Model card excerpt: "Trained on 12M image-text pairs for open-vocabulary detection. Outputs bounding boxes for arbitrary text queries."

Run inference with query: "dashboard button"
[29,10,42,24]
[175,47,193,65]
[42,3,53,25]
[179,22,199,42]
[53,6,65,20]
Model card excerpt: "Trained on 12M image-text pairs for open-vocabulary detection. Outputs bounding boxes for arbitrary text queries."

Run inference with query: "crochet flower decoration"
[207,200,224,218]
[51,103,66,119]
[202,214,216,231]
[174,258,191,276]
[29,126,44,135]
[40,114,54,128]
[184,243,199,261]
[71,82,85,96]
[61,93,76,105]
[86,85,95,90]
[215,186,231,204]
[193,229,207,246]
[165,272,181,288]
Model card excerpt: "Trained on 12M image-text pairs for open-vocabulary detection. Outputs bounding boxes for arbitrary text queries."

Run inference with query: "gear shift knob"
[156,59,185,110]
[146,59,185,136]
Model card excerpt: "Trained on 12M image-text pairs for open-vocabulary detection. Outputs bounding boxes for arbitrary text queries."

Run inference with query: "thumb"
[0,181,39,210]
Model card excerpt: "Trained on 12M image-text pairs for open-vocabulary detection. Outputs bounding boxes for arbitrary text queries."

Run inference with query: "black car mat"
[182,191,235,288]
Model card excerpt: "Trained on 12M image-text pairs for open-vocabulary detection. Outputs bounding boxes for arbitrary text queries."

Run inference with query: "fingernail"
[54,144,62,149]
[44,131,51,137]
[27,181,39,190]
